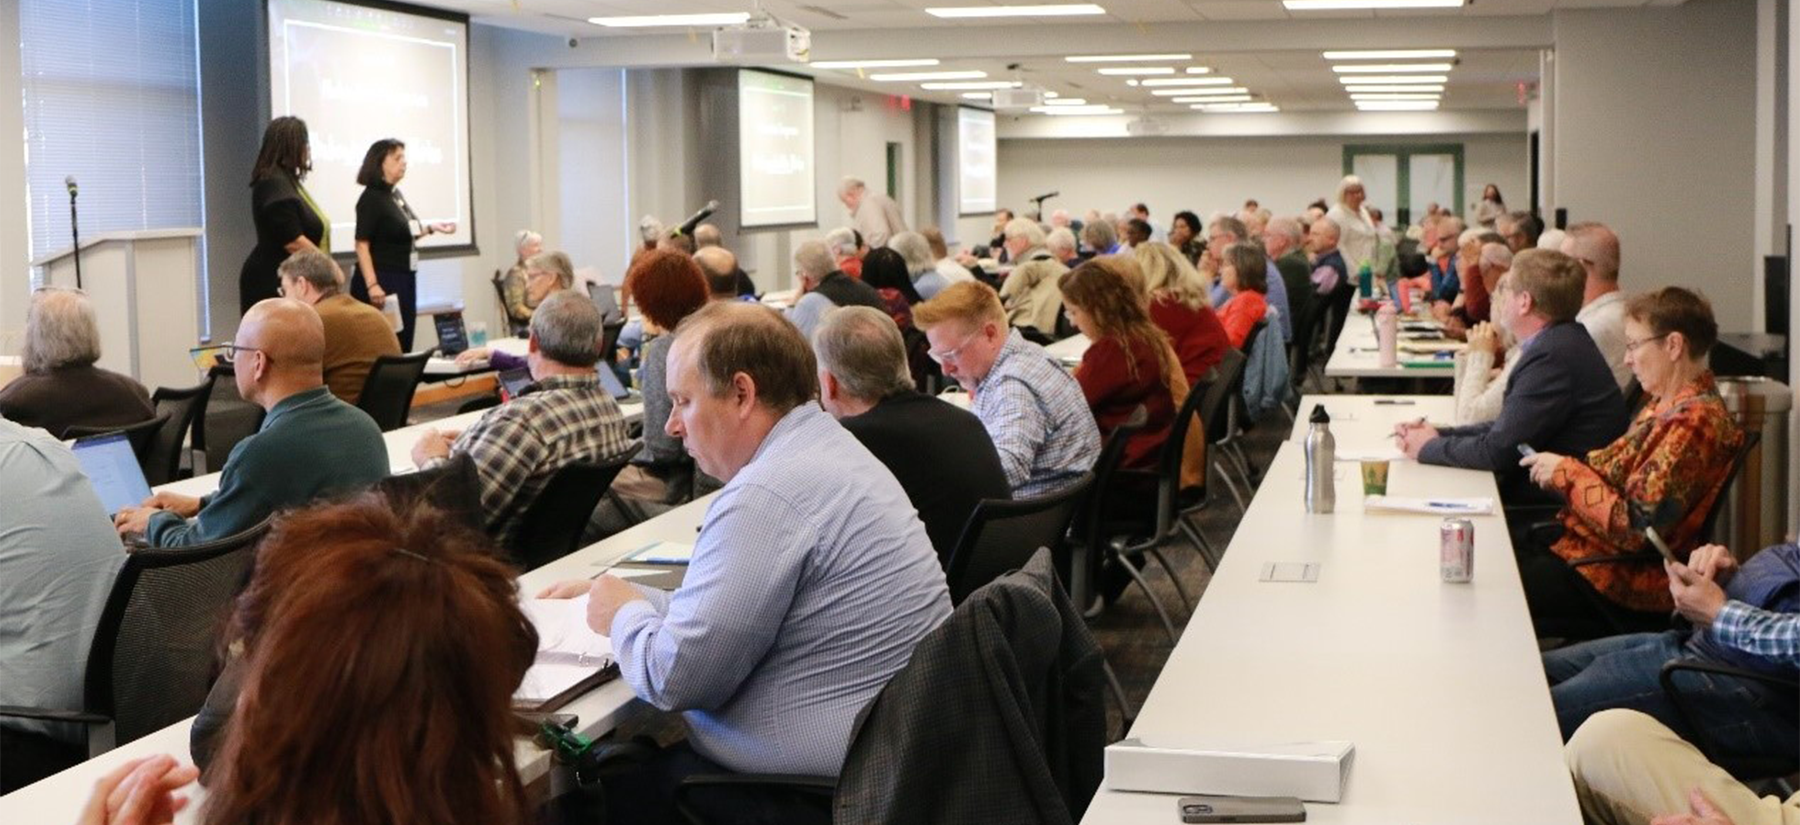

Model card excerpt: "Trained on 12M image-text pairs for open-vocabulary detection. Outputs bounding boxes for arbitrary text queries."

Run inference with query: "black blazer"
[841,391,1012,564]
[1421,320,1629,490]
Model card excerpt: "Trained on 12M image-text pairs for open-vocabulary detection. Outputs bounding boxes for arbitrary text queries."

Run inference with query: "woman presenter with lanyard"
[240,117,328,314]
[351,138,454,351]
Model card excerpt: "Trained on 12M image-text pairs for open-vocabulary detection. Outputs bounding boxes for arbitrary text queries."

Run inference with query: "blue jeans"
[1544,631,1798,762]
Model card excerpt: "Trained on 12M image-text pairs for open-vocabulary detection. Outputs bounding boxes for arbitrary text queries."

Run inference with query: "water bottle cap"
[1309,403,1330,424]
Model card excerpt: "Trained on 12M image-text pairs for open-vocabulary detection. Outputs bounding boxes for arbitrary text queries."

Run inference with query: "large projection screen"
[267,0,474,253]
[738,69,816,229]
[957,107,997,215]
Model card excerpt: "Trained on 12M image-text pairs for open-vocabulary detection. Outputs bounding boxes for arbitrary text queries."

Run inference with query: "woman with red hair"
[610,249,713,522]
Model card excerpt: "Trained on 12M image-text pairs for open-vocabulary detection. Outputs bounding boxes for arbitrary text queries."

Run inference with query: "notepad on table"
[626,540,695,565]
[514,594,618,711]
[1363,495,1495,516]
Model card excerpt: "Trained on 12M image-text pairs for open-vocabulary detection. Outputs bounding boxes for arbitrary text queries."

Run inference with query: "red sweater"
[1076,335,1176,470]
[1150,295,1230,385]
[1215,289,1267,350]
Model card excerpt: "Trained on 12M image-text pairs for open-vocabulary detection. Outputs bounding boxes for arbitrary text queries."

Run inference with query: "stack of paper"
[515,594,617,709]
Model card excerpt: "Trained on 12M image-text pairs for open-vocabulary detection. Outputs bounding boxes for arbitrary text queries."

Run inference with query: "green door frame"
[885,142,901,198]
[1342,143,1466,219]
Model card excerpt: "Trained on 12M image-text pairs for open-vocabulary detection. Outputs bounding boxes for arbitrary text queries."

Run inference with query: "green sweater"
[147,387,389,546]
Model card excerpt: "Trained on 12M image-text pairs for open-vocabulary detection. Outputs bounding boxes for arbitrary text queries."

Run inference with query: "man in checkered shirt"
[412,290,633,544]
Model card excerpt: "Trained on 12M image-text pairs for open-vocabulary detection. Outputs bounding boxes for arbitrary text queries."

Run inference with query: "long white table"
[1323,313,1458,381]
[1080,394,1580,824]
[1045,332,1090,366]
[0,489,715,820]
[424,335,529,378]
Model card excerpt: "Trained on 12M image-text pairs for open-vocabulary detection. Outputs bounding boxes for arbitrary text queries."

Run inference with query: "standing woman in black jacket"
[350,138,454,351]
[239,117,327,314]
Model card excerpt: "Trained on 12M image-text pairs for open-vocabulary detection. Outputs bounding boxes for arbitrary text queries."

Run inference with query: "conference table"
[1045,332,1090,367]
[423,335,529,379]
[1322,311,1459,382]
[1079,394,1581,824]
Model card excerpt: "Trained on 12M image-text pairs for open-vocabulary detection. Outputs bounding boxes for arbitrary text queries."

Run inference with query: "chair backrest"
[1068,409,1149,602]
[600,319,627,366]
[144,383,208,486]
[1700,429,1763,543]
[377,453,486,535]
[1288,296,1330,387]
[1152,372,1215,527]
[65,413,167,468]
[197,365,265,467]
[509,445,641,569]
[944,475,1090,605]
[356,351,434,431]
[85,519,270,748]
[1203,349,1248,444]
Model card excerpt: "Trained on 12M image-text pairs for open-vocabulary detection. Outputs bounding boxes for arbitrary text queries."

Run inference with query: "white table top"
[1289,394,1456,452]
[1323,314,1458,380]
[0,492,716,819]
[759,288,798,310]
[424,336,530,378]
[1045,333,1090,366]
[1081,397,1580,825]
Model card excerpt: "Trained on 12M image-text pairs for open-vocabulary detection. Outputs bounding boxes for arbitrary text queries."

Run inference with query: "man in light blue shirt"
[0,418,126,790]
[545,301,950,821]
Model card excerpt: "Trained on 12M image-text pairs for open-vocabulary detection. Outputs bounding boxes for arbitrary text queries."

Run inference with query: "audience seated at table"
[826,226,866,280]
[1081,218,1122,259]
[1563,221,1634,391]
[1133,241,1230,384]
[915,281,1100,498]
[1451,320,1519,425]
[860,246,924,329]
[1059,256,1188,472]
[0,417,126,792]
[786,239,885,342]
[537,301,951,824]
[813,305,1010,564]
[1396,250,1628,500]
[1214,241,1272,350]
[1425,216,1466,304]
[918,226,977,289]
[412,291,633,546]
[1516,287,1745,638]
[143,493,538,824]
[996,218,1070,338]
[113,299,389,547]
[692,226,758,297]
[1566,709,1800,825]
[457,249,581,370]
[1264,217,1315,328]
[603,249,715,530]
[1204,215,1292,344]
[694,245,755,303]
[0,286,153,439]
[1435,231,1507,337]
[275,250,399,405]
[889,230,952,300]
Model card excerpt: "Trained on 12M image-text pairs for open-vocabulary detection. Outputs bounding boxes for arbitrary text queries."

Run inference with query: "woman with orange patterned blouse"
[1517,287,1744,639]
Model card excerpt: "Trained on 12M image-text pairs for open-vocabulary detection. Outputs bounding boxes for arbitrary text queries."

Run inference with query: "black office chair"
[195,365,265,474]
[144,383,208,485]
[1660,658,1799,784]
[1195,349,1251,517]
[0,519,270,761]
[66,413,169,474]
[508,444,641,570]
[377,453,485,535]
[942,473,1089,605]
[1287,295,1331,400]
[1071,408,1186,644]
[356,351,434,431]
[1114,370,1218,610]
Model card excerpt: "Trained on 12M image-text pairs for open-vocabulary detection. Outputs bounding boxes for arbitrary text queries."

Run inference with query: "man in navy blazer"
[1396,249,1628,496]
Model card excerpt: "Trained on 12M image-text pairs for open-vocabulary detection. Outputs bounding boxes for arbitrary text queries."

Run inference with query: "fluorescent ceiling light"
[1337,74,1448,85]
[1067,53,1190,62]
[927,4,1107,18]
[1349,93,1441,101]
[1151,87,1246,96]
[1185,96,1254,104]
[1324,49,1457,60]
[1097,67,1175,75]
[1357,100,1441,110]
[961,92,992,99]
[1286,0,1463,9]
[1037,108,1124,116]
[589,12,750,26]
[870,70,986,81]
[1344,84,1445,93]
[1185,67,1213,74]
[1333,63,1455,74]
[919,80,1021,90]
[810,59,941,69]
[1139,77,1235,87]
[1044,97,1090,105]
[1030,104,1117,112]
[1198,103,1279,113]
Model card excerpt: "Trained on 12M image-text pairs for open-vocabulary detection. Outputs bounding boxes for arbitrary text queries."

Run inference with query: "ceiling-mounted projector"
[712,13,810,64]
[1126,116,1169,136]
[991,87,1046,109]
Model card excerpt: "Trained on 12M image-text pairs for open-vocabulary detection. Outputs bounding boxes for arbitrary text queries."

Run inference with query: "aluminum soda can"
[1440,518,1474,583]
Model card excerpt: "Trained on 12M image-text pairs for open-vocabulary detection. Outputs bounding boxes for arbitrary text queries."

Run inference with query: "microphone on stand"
[65,176,78,197]
[672,200,720,237]
[1029,190,1058,203]
[66,176,82,289]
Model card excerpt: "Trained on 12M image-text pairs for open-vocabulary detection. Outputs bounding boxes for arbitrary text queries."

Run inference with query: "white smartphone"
[1179,796,1307,823]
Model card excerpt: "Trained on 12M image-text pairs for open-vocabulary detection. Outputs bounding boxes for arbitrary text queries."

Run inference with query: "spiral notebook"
[514,594,619,711]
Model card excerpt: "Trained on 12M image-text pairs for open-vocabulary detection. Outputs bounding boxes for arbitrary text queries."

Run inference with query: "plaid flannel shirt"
[971,330,1101,498]
[1713,601,1800,667]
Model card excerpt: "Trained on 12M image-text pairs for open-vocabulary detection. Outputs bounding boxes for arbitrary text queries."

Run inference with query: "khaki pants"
[1565,709,1800,825]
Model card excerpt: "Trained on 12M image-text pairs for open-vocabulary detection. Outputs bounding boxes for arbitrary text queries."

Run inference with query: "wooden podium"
[31,228,204,392]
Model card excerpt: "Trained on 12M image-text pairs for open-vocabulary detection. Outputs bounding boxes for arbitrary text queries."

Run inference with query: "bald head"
[240,298,325,372]
[694,223,723,248]
[694,246,741,297]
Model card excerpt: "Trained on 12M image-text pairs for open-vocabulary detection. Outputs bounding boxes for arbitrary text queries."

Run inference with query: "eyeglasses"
[927,330,983,365]
[1624,334,1669,354]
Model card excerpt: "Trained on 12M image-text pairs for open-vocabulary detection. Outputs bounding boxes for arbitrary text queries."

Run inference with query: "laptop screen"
[72,433,153,516]
[588,283,622,324]
[498,367,534,401]
[597,366,633,401]
[435,312,469,355]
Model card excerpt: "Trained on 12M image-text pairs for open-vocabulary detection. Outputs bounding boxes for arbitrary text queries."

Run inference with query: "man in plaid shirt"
[412,291,633,544]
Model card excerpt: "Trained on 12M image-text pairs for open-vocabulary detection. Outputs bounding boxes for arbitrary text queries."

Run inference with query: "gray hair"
[1266,217,1303,246]
[837,176,866,197]
[513,229,542,255]
[794,240,835,280]
[812,306,912,402]
[530,290,604,367]
[278,250,342,296]
[1045,227,1077,255]
[1563,221,1621,283]
[1209,215,1249,243]
[824,227,858,257]
[888,231,936,274]
[1080,218,1117,252]
[23,287,102,374]
[525,250,576,289]
[1479,242,1514,272]
[637,216,664,244]
[1003,217,1045,247]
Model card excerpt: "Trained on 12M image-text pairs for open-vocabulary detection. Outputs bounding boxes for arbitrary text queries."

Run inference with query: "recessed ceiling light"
[1349,93,1442,101]
[1151,87,1247,96]
[1337,75,1448,85]
[927,4,1107,18]
[810,59,942,69]
[1197,103,1280,112]
[961,92,992,99]
[1097,67,1175,75]
[1333,63,1455,74]
[869,70,987,81]
[588,12,751,27]
[1036,107,1124,116]
[1185,67,1213,75]
[1286,0,1462,9]
[1344,84,1445,93]
[1186,96,1254,104]
[1356,100,1441,110]
[1139,77,1235,87]
[1044,97,1090,105]
[1324,49,1457,60]
[919,80,1022,90]
[1066,53,1191,62]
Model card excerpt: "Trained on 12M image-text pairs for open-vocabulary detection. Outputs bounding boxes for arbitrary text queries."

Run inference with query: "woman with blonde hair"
[1132,242,1230,384]
[1326,175,1378,276]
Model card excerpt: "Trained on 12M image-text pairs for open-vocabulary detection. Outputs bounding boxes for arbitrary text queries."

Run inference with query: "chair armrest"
[1568,549,1664,570]
[673,773,835,824]
[1527,520,1564,548]
[0,705,111,726]
[1660,659,1800,695]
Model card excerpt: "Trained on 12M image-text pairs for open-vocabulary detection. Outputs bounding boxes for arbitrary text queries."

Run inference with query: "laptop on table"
[72,432,153,518]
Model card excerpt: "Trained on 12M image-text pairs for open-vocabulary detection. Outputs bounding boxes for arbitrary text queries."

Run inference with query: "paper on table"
[1363,495,1495,515]
[516,595,615,705]
[626,540,696,565]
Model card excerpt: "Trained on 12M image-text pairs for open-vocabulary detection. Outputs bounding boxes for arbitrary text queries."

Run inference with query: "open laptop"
[588,283,623,324]
[498,367,535,402]
[72,432,153,517]
[597,365,636,402]
[434,311,470,356]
